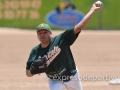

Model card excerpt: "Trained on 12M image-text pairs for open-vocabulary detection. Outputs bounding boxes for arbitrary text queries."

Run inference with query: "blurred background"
[0,0,120,30]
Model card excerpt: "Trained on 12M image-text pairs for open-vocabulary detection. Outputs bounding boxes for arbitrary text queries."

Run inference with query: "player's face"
[37,29,52,43]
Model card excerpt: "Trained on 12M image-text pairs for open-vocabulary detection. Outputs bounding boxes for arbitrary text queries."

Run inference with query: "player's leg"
[48,78,66,90]
[64,69,82,90]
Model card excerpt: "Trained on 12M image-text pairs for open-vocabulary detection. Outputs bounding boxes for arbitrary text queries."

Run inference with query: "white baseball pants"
[48,70,82,90]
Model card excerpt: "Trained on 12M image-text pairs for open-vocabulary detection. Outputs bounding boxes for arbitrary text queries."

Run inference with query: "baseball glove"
[30,57,48,75]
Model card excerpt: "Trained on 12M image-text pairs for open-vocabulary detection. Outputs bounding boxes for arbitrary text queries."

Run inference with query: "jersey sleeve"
[61,27,80,46]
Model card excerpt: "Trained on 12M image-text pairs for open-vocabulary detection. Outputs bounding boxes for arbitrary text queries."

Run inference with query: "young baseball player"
[26,1,103,90]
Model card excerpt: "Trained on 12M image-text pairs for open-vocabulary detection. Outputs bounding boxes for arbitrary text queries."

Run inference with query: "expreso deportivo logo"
[46,74,120,82]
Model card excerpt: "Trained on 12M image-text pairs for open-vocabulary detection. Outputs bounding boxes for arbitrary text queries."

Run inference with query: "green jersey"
[26,27,80,81]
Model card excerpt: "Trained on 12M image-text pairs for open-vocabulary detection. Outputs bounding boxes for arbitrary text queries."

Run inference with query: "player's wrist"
[26,70,33,77]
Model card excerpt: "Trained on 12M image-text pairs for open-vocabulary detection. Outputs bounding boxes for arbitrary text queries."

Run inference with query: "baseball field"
[0,28,120,90]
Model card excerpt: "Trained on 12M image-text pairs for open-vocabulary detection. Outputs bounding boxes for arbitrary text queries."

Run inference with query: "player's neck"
[41,43,50,48]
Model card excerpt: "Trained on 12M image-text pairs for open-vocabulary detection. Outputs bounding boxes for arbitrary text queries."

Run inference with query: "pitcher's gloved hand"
[30,57,48,75]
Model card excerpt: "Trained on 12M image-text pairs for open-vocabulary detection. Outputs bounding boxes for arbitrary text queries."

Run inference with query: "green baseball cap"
[37,23,51,33]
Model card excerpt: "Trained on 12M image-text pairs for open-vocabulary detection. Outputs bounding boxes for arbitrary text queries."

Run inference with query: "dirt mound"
[0,28,120,90]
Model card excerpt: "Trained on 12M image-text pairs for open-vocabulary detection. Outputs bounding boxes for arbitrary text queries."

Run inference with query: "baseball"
[96,0,102,5]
